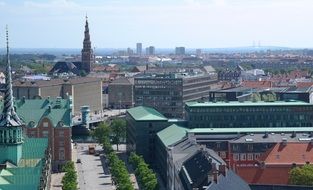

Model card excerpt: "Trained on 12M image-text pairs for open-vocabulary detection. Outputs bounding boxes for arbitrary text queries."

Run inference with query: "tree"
[111,119,126,151]
[289,164,313,186]
[61,161,77,190]
[91,122,111,145]
[129,152,158,190]
[251,92,261,102]
[79,70,87,77]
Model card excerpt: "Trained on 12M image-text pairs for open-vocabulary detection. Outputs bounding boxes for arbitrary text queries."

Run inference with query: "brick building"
[10,97,73,171]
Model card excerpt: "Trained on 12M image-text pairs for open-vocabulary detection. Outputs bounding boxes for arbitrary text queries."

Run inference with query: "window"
[42,130,49,138]
[59,140,64,146]
[30,131,36,137]
[232,144,239,151]
[43,122,49,128]
[247,144,253,151]
[254,153,261,159]
[216,142,221,149]
[240,154,246,161]
[219,151,226,159]
[59,147,65,160]
[233,153,239,161]
[247,153,254,161]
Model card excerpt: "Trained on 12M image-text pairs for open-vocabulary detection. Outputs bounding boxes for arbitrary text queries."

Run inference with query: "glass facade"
[186,102,313,128]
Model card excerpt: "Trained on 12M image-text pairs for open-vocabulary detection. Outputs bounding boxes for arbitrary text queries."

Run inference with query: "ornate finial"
[0,26,23,127]
[86,13,88,21]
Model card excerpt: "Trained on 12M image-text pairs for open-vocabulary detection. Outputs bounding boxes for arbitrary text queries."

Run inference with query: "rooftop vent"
[282,138,287,145]
[263,132,269,138]
[245,138,253,142]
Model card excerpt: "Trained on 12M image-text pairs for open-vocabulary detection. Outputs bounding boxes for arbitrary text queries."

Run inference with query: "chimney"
[22,96,26,103]
[0,164,7,170]
[263,131,268,138]
[282,138,287,146]
[219,165,226,176]
[291,131,296,138]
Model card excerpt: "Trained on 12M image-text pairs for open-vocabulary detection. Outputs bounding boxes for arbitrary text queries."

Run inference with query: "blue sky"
[1,0,313,48]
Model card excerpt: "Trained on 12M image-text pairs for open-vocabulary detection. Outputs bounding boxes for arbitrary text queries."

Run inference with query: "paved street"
[76,143,115,190]
[50,172,65,190]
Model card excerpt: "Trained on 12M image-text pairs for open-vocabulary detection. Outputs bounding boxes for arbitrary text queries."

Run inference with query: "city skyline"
[1,0,313,48]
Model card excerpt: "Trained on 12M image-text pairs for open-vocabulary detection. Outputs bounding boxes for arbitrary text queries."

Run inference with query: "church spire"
[0,26,23,127]
[81,15,94,73]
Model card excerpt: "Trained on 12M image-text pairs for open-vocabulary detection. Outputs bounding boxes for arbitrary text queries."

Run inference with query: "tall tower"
[136,43,142,56]
[0,26,24,165]
[81,16,94,73]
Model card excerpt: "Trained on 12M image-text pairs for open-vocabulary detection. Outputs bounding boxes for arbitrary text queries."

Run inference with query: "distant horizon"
[0,46,311,56]
[2,0,313,48]
[1,45,312,50]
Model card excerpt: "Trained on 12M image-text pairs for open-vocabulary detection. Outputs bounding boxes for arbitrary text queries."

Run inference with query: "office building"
[108,77,134,109]
[158,128,251,190]
[196,49,202,56]
[185,100,313,128]
[127,47,134,56]
[134,72,218,118]
[175,46,186,55]
[136,43,142,56]
[146,46,155,55]
[126,106,169,164]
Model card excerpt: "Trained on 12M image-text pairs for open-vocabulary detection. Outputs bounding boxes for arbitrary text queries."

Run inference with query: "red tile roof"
[260,143,313,165]
[242,81,272,88]
[236,143,313,185]
[237,166,291,185]
[296,82,313,88]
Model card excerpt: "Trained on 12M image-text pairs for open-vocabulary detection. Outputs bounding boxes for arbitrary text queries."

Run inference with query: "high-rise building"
[175,47,185,55]
[146,46,155,55]
[127,47,134,56]
[81,16,94,73]
[196,49,202,56]
[134,72,218,118]
[136,43,142,56]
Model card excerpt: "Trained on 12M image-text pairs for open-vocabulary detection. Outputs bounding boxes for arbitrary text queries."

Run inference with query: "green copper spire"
[0,26,23,165]
[0,25,23,127]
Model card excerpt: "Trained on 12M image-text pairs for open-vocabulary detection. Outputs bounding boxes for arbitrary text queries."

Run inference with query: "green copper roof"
[185,100,311,107]
[188,127,313,134]
[21,138,48,159]
[157,124,189,147]
[0,98,72,128]
[127,106,168,121]
[0,138,48,190]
